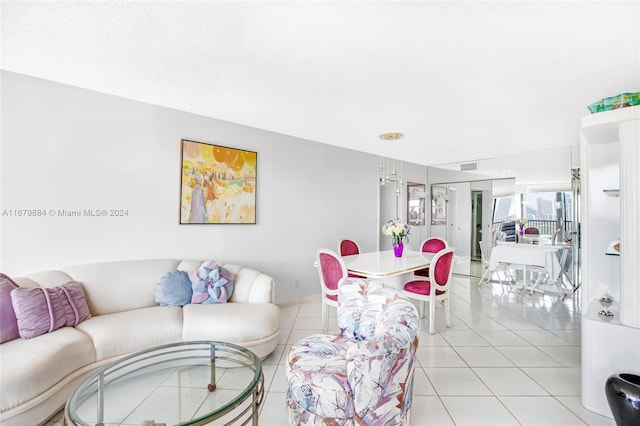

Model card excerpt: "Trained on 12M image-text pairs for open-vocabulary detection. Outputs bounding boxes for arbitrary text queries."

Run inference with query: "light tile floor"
[46,275,614,425]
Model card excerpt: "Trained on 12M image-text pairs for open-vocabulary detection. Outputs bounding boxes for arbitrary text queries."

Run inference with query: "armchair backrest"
[316,249,347,298]
[338,239,360,256]
[524,226,540,236]
[420,237,447,253]
[430,248,455,291]
[338,280,420,343]
[336,280,420,424]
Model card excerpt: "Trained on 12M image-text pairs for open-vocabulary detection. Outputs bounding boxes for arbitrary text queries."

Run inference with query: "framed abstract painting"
[179,139,257,224]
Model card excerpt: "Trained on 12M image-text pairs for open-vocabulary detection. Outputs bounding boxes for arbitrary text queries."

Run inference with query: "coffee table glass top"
[65,341,263,426]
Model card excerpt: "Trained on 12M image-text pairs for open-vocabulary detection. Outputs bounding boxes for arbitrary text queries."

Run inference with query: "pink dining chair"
[338,239,360,256]
[338,239,364,278]
[316,249,348,332]
[414,237,448,277]
[402,247,455,334]
[524,227,540,236]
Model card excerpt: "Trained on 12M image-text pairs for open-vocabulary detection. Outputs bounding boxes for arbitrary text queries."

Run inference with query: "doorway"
[471,190,483,262]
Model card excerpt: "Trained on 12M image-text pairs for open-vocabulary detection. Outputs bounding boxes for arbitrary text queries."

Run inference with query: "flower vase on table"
[382,218,410,258]
[516,218,527,236]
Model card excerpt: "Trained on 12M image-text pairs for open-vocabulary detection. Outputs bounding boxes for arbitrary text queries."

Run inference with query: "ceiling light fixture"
[379,132,404,141]
[378,132,405,196]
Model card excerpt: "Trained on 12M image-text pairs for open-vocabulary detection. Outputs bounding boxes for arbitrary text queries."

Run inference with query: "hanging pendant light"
[378,132,404,191]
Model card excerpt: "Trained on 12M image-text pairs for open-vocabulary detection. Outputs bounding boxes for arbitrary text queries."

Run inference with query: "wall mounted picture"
[431,185,447,225]
[180,139,257,224]
[407,182,426,226]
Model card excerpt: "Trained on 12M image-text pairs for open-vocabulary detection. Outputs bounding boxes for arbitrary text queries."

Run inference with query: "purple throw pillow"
[189,261,236,304]
[11,281,91,339]
[0,273,20,343]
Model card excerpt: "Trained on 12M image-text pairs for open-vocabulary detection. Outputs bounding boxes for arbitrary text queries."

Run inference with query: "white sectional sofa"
[0,259,280,426]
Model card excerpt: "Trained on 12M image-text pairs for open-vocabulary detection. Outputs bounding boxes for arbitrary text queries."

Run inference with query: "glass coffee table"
[65,341,264,426]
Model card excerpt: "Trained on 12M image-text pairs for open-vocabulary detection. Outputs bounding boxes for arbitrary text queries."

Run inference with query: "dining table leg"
[366,272,413,290]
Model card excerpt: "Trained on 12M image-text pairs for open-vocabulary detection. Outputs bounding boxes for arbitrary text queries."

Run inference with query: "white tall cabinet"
[580,105,640,417]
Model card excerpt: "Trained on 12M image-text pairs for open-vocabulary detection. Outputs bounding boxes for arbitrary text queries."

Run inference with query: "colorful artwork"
[180,140,257,224]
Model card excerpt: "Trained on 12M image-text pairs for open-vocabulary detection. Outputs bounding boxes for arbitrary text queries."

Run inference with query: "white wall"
[1,71,417,303]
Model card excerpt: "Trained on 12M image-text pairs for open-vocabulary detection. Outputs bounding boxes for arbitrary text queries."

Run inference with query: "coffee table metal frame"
[65,341,264,426]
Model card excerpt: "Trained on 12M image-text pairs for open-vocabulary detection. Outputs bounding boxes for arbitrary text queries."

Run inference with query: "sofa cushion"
[0,274,20,343]
[182,302,279,346]
[0,327,96,413]
[75,306,183,360]
[155,270,192,307]
[10,281,91,339]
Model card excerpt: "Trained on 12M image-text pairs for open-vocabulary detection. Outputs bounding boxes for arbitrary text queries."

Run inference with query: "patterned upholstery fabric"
[286,280,421,425]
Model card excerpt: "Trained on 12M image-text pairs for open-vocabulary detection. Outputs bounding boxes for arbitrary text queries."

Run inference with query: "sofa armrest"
[224,265,275,303]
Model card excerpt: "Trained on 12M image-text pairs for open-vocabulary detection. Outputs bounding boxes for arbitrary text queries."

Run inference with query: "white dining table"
[341,250,435,290]
[489,242,568,294]
[518,234,552,244]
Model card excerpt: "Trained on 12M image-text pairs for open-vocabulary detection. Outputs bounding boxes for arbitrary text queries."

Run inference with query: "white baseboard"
[277,293,321,308]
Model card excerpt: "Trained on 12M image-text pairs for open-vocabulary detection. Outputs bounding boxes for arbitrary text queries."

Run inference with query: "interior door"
[448,182,471,275]
[471,190,482,261]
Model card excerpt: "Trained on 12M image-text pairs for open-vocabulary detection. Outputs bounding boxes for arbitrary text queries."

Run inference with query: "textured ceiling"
[2,1,639,172]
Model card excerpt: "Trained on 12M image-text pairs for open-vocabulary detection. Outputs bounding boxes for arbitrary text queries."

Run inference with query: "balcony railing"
[492,219,573,242]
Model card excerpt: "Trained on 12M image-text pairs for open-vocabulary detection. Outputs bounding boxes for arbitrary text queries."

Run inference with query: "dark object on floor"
[605,373,640,426]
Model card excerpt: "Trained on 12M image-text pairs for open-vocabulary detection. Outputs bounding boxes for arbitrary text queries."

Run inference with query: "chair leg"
[478,267,491,287]
[321,303,328,333]
[445,297,451,328]
[429,300,435,335]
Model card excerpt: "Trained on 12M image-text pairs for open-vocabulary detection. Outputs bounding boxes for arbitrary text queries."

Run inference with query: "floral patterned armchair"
[286,279,421,425]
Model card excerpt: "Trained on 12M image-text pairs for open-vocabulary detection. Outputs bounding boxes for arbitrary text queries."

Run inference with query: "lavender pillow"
[0,273,20,343]
[11,281,91,339]
[189,261,236,304]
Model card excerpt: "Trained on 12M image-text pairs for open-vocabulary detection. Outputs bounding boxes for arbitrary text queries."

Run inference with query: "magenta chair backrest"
[318,250,346,291]
[432,248,454,287]
[524,227,539,235]
[339,240,360,256]
[421,238,447,253]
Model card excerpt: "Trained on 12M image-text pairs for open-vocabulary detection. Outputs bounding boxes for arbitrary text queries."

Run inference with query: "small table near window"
[65,341,264,426]
[490,242,569,295]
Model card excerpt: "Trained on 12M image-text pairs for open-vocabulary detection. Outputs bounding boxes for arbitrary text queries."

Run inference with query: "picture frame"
[179,139,257,224]
[431,185,447,225]
[407,182,426,226]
